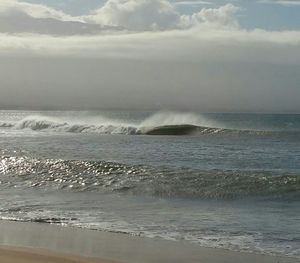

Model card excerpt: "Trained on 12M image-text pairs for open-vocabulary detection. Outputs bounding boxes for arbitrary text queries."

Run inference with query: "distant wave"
[15,117,140,135]
[1,156,299,200]
[0,112,299,136]
[144,124,198,135]
[0,122,14,128]
[143,124,277,135]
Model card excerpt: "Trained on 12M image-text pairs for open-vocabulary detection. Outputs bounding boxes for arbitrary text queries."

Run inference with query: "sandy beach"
[0,221,299,263]
[0,246,117,263]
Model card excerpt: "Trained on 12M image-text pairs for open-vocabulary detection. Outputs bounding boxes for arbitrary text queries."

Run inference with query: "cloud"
[0,28,300,66]
[0,12,125,35]
[180,3,240,29]
[84,0,240,31]
[1,49,300,112]
[258,0,300,6]
[0,2,299,111]
[0,0,76,21]
[0,0,123,35]
[173,1,213,6]
[0,0,298,65]
[84,0,181,31]
[0,0,240,34]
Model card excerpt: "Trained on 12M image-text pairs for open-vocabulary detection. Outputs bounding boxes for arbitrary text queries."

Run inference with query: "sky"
[0,0,300,112]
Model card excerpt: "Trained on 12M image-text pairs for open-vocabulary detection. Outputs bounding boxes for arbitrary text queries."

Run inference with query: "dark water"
[0,110,299,258]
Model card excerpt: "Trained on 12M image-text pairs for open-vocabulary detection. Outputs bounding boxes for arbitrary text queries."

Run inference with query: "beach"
[1,0,300,261]
[0,246,115,263]
[0,221,299,263]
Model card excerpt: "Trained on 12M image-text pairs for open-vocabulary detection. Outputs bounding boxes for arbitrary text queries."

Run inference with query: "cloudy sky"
[0,0,300,112]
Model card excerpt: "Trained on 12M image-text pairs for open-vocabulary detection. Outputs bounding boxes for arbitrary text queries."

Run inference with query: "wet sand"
[0,221,298,263]
[0,246,117,263]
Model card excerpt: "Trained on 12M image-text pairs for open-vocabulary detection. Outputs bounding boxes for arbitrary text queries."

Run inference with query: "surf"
[1,111,299,137]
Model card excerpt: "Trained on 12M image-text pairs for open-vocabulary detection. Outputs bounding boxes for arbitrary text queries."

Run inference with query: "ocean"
[0,110,299,258]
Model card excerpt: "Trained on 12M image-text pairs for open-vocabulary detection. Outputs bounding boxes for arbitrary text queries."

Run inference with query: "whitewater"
[0,111,222,135]
[0,110,299,259]
[1,111,299,136]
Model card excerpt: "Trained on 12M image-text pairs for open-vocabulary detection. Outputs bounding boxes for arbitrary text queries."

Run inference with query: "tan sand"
[0,221,299,263]
[0,246,117,263]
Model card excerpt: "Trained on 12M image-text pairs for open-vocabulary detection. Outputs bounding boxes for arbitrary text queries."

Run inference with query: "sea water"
[0,110,299,258]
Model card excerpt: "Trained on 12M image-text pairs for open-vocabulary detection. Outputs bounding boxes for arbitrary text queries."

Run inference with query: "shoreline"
[0,220,299,263]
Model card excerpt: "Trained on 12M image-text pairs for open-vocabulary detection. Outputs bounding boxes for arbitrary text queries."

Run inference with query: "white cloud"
[0,28,300,66]
[0,0,241,34]
[0,1,299,66]
[0,0,76,21]
[0,0,124,35]
[0,0,298,65]
[0,2,299,111]
[259,0,300,6]
[173,1,213,6]
[84,0,240,31]
[84,0,181,31]
[180,3,240,29]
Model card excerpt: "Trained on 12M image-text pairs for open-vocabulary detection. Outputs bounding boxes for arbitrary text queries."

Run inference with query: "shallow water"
[0,110,299,258]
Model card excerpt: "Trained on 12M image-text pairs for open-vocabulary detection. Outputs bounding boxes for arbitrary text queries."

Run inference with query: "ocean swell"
[0,156,299,200]
[0,113,298,137]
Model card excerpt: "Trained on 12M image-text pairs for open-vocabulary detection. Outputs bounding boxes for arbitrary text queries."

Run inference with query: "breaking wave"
[14,115,140,135]
[0,122,14,128]
[0,112,299,136]
[0,156,299,200]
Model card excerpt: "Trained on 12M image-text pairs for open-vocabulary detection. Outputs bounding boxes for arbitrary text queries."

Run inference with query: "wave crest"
[1,112,299,136]
[8,112,212,135]
[15,115,140,135]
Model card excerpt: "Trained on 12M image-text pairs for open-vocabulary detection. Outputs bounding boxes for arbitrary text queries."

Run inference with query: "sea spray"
[0,111,298,136]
